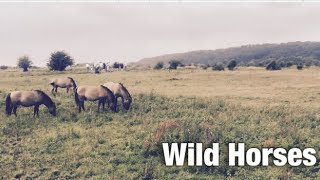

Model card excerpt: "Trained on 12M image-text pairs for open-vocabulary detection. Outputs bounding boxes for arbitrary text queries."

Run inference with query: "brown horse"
[50,77,77,93]
[74,85,117,113]
[5,90,56,117]
[103,82,132,110]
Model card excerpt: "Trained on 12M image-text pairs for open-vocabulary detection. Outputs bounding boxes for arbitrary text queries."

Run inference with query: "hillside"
[136,42,320,67]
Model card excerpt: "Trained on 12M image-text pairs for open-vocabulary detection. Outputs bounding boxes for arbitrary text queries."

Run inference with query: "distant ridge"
[136,42,320,67]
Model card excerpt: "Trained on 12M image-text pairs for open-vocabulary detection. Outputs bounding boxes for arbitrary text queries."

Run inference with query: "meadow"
[0,67,319,179]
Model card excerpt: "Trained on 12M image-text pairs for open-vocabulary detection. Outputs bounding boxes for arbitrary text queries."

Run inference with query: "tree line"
[154,59,305,71]
[140,42,320,68]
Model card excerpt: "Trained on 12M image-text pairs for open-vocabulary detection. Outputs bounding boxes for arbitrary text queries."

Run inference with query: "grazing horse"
[50,77,77,93]
[103,82,132,111]
[74,85,117,113]
[5,90,56,117]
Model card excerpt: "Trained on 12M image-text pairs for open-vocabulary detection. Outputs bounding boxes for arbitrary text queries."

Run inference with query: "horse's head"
[123,99,132,110]
[48,103,57,116]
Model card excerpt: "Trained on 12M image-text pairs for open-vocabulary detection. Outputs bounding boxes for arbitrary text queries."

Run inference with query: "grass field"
[0,67,319,179]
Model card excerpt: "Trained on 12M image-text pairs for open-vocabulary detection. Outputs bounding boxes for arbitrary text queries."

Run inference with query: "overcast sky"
[0,2,319,66]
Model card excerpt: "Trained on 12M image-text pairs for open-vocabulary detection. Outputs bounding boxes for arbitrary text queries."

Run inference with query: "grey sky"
[0,2,319,66]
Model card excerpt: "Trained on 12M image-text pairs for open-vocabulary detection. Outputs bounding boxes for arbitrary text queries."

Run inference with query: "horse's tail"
[74,87,80,106]
[67,77,77,90]
[5,93,12,115]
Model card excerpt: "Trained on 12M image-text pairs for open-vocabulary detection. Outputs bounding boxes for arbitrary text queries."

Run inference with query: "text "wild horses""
[74,85,117,113]
[50,77,77,93]
[5,90,56,117]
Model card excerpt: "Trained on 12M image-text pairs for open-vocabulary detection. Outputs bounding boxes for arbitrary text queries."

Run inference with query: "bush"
[212,64,225,71]
[17,56,32,72]
[266,61,281,71]
[227,60,237,70]
[154,62,164,70]
[297,63,304,70]
[168,60,182,70]
[0,65,8,70]
[47,51,74,71]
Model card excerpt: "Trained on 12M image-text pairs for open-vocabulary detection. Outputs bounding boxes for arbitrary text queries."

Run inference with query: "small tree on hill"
[212,63,225,71]
[17,56,32,72]
[297,63,304,70]
[168,60,182,69]
[266,61,281,71]
[47,51,74,71]
[227,60,237,70]
[154,62,164,70]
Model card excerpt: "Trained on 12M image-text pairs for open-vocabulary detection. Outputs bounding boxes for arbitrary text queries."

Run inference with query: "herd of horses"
[5,77,132,117]
[86,62,126,74]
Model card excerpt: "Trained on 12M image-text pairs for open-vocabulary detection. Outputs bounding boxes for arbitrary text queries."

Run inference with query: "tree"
[154,62,164,70]
[266,61,281,71]
[227,60,237,70]
[297,63,304,70]
[47,51,74,71]
[168,60,182,69]
[17,56,32,72]
[0,65,8,70]
[212,63,225,71]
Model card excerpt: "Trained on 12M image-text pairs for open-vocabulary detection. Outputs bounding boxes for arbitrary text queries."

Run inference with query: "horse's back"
[103,82,121,95]
[51,77,73,87]
[10,91,41,106]
[77,86,107,101]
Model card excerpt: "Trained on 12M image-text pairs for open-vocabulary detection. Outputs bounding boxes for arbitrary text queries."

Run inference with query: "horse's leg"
[34,105,39,117]
[13,106,17,117]
[55,86,58,93]
[102,100,105,111]
[36,105,39,117]
[67,87,69,93]
[33,106,37,117]
[77,100,82,113]
[51,86,55,94]
[82,101,85,111]
[98,100,101,112]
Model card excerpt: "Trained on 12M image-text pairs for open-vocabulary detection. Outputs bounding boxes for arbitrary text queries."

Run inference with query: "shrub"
[0,65,8,70]
[266,61,281,71]
[47,51,74,71]
[297,63,304,70]
[168,60,182,69]
[227,60,237,70]
[286,62,294,67]
[154,62,164,70]
[17,56,32,72]
[212,64,225,71]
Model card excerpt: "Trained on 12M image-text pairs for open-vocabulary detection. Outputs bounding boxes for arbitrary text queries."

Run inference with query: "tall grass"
[0,92,319,179]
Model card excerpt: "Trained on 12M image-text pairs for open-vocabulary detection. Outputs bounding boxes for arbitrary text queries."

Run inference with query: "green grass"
[0,90,319,179]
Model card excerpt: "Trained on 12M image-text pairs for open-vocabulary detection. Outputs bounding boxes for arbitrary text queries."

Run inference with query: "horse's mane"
[67,77,77,87]
[35,90,53,103]
[100,85,116,101]
[119,83,132,101]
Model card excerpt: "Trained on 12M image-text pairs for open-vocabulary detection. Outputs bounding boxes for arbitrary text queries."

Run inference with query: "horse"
[49,77,77,94]
[103,82,132,111]
[74,85,117,113]
[5,90,56,117]
[93,62,106,74]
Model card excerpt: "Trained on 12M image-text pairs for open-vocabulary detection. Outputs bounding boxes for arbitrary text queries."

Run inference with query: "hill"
[136,42,320,67]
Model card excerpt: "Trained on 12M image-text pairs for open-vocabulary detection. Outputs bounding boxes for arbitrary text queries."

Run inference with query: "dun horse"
[74,85,117,113]
[103,82,132,110]
[50,77,77,93]
[5,90,56,117]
